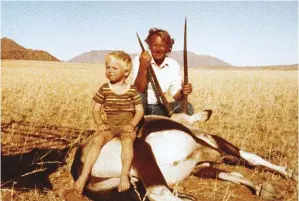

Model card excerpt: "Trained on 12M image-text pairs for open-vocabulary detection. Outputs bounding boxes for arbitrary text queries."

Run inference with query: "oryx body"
[71,115,297,201]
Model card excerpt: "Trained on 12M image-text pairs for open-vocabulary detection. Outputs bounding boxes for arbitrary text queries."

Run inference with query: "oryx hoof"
[287,168,298,181]
[258,182,283,201]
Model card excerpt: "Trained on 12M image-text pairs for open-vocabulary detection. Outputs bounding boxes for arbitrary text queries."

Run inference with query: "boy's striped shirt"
[93,83,142,114]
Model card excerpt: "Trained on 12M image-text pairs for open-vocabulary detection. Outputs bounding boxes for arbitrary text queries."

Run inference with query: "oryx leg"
[192,166,258,192]
[195,132,297,180]
[133,138,195,201]
[192,166,283,200]
[238,150,297,180]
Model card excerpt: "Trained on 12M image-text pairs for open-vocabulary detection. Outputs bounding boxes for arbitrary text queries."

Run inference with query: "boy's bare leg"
[118,135,134,192]
[74,131,113,193]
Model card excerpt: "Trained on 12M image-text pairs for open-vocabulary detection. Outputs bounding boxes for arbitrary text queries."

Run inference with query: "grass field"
[1,60,298,201]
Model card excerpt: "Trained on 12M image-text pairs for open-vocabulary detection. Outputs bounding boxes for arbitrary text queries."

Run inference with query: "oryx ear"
[170,110,212,126]
[192,110,212,122]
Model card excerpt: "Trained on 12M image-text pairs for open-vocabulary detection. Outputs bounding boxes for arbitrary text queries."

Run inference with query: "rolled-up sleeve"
[93,85,105,104]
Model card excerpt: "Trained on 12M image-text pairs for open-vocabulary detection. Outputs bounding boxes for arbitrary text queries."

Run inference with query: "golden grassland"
[1,60,298,201]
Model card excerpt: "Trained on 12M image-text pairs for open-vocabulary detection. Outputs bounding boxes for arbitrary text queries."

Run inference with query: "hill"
[69,50,232,68]
[1,37,60,62]
[168,51,231,67]
[69,50,111,64]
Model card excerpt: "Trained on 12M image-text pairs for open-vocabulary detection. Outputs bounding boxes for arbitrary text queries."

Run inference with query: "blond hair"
[105,51,132,74]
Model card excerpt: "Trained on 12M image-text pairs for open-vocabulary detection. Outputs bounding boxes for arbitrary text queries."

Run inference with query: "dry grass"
[1,60,298,200]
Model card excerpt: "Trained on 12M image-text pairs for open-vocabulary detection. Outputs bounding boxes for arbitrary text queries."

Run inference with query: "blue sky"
[1,1,298,66]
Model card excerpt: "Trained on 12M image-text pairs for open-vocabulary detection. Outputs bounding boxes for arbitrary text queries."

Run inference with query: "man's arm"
[134,69,148,93]
[134,51,152,93]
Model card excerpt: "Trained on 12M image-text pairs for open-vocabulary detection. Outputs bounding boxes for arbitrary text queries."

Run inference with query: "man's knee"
[171,101,194,115]
[148,104,168,116]
[187,102,194,115]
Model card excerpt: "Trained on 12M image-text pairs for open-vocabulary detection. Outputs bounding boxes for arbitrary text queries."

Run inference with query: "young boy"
[74,51,144,193]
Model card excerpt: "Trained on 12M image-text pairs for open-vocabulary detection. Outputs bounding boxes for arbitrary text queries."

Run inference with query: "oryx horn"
[183,17,188,114]
[136,32,174,116]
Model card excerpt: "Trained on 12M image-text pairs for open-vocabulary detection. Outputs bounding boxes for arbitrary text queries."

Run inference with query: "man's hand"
[134,51,152,93]
[182,83,193,95]
[139,51,152,71]
[173,83,193,101]
[97,124,110,131]
[122,124,135,133]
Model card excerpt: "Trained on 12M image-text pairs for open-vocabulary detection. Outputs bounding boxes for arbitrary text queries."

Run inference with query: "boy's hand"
[122,124,134,133]
[97,124,110,131]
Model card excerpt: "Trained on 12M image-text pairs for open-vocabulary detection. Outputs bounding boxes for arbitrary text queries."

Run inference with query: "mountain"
[1,37,60,62]
[168,51,231,67]
[69,50,111,63]
[69,50,232,68]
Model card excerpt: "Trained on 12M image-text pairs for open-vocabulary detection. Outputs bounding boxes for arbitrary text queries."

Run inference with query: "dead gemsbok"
[70,20,297,201]
[71,115,297,201]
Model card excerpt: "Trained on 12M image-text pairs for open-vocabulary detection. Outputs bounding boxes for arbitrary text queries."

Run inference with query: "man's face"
[149,35,168,61]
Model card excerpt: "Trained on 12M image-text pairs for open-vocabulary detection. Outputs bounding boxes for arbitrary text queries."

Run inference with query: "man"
[131,28,194,116]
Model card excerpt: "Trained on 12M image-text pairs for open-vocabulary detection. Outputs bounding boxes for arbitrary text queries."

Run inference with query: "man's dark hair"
[145,28,175,53]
